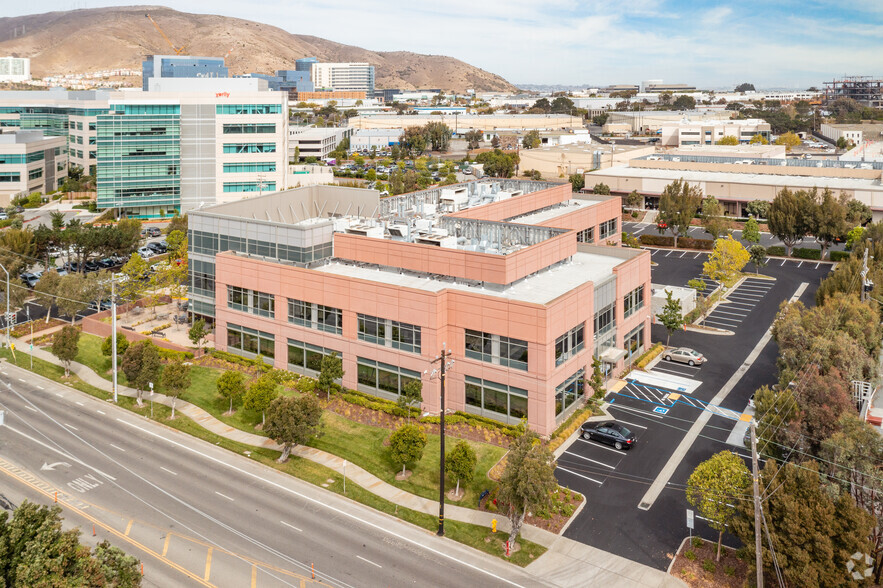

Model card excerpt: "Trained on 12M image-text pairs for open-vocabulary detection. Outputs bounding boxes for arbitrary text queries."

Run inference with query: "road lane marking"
[17,378,25,382]
[610,418,647,430]
[110,443,125,452]
[76,401,84,406]
[160,466,178,476]
[556,465,603,485]
[204,547,213,581]
[64,423,78,431]
[215,491,234,501]
[125,519,133,536]
[280,520,302,532]
[2,426,117,482]
[162,533,171,556]
[36,386,43,390]
[56,393,63,397]
[115,418,526,588]
[562,450,616,469]
[25,405,37,412]
[638,282,811,511]
[356,555,382,569]
[97,410,105,415]
[607,403,665,419]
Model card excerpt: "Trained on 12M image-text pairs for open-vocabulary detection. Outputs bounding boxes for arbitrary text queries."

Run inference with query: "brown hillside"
[0,6,518,93]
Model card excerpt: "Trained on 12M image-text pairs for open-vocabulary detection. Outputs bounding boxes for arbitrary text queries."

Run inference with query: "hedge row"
[634,343,664,370]
[793,247,821,260]
[419,412,522,437]
[830,251,850,262]
[549,404,595,453]
[767,246,786,257]
[638,234,713,249]
[158,348,194,361]
[341,392,414,418]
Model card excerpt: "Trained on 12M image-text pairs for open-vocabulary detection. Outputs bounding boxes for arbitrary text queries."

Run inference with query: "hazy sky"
[10,1,883,88]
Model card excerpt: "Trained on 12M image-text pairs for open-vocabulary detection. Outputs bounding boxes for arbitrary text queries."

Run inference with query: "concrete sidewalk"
[12,337,684,587]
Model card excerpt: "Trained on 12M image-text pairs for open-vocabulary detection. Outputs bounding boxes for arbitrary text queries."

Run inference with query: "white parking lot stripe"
[707,314,742,322]
[815,262,820,269]
[693,252,701,259]
[576,436,631,452]
[556,466,604,485]
[724,301,755,308]
[562,450,616,469]
[728,293,764,300]
[611,418,647,430]
[608,403,665,419]
[665,250,673,257]
[704,320,738,329]
[713,309,749,317]
[798,261,803,268]
[780,259,786,266]
[679,251,686,258]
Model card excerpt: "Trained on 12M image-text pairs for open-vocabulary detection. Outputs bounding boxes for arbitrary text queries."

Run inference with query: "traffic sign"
[686,509,694,530]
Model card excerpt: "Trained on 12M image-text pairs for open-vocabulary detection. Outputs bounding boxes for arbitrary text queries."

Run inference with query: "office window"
[189,259,215,298]
[222,162,277,173]
[223,182,276,193]
[465,329,528,371]
[556,369,585,416]
[623,285,645,319]
[216,104,282,115]
[576,227,594,243]
[357,357,421,399]
[227,323,274,358]
[624,324,645,361]
[222,123,276,134]
[287,299,343,335]
[464,376,528,420]
[189,230,219,255]
[594,304,615,340]
[28,168,43,180]
[0,172,20,183]
[223,143,276,154]
[227,286,275,318]
[358,314,421,354]
[599,219,617,240]
[287,339,341,373]
[555,323,585,366]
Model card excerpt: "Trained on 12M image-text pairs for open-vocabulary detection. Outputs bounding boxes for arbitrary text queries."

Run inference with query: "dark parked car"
[63,261,80,273]
[84,260,101,273]
[148,227,162,237]
[98,258,116,269]
[580,421,636,450]
[147,242,167,254]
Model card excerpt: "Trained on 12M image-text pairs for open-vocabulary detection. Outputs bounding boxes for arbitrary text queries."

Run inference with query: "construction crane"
[145,13,190,55]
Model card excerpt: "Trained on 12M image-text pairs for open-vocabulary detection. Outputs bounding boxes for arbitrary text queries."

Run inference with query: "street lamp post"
[426,344,454,537]
[111,275,118,403]
[0,263,9,348]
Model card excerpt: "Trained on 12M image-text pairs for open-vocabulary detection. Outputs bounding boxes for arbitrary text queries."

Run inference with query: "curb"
[667,536,691,575]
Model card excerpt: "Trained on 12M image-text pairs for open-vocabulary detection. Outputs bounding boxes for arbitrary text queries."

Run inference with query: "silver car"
[663,347,706,366]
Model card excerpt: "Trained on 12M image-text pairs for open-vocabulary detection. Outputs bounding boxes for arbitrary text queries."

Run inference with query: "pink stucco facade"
[211,186,650,436]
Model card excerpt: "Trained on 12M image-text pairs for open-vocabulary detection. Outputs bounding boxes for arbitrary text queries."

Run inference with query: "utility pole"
[111,276,118,403]
[750,420,764,588]
[426,343,454,537]
[27,306,32,371]
[0,263,9,349]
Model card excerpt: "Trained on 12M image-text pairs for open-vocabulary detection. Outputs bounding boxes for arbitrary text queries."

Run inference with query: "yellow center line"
[162,533,171,557]
[204,547,213,581]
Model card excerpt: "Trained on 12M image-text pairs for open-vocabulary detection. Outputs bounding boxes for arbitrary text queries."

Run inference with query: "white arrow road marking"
[40,461,71,471]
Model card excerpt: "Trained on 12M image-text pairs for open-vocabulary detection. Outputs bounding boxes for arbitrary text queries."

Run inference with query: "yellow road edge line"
[204,546,213,581]
[0,457,213,587]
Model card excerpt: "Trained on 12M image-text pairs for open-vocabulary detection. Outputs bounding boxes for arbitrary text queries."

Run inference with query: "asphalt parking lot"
[556,247,833,569]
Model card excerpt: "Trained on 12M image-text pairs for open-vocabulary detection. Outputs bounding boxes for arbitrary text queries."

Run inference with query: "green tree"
[774,131,801,150]
[531,98,551,113]
[50,210,66,230]
[550,96,575,114]
[188,318,207,351]
[317,352,344,396]
[704,235,749,284]
[522,130,541,149]
[119,253,149,302]
[845,226,867,250]
[162,359,191,418]
[568,173,585,192]
[657,290,684,347]
[748,133,769,145]
[715,135,739,145]
[672,95,696,110]
[588,356,604,398]
[388,424,427,476]
[523,169,542,180]
[244,374,278,426]
[742,216,760,245]
[735,82,756,92]
[34,270,61,323]
[626,190,642,208]
[398,379,423,423]
[748,244,768,274]
[101,333,129,358]
[93,540,141,587]
[51,325,80,377]
[264,394,323,462]
[658,178,703,248]
[445,440,477,497]
[811,188,847,260]
[216,370,246,414]
[846,199,873,226]
[731,460,874,587]
[121,340,163,405]
[424,122,452,152]
[592,183,610,195]
[686,451,751,561]
[768,188,810,256]
[475,149,519,178]
[745,200,770,219]
[701,196,728,239]
[687,278,707,297]
[464,129,483,151]
[490,135,501,148]
[399,126,427,157]
[591,113,609,126]
[497,429,558,546]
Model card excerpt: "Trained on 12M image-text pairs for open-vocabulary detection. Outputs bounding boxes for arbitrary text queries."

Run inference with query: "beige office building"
[520,144,654,178]
[349,114,584,132]
[0,131,68,205]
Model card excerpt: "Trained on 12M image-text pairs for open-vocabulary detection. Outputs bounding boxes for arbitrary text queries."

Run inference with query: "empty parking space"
[701,278,773,330]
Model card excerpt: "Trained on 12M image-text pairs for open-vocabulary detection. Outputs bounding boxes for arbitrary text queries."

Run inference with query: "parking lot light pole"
[426,344,454,537]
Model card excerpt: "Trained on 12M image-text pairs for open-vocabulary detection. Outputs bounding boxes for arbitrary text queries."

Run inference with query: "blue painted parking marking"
[653,407,669,415]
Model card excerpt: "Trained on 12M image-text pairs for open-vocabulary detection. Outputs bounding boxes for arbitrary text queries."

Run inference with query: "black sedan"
[580,421,637,451]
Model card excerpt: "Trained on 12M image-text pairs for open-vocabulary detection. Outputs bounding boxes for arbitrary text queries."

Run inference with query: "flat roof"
[313,250,620,305]
[590,165,883,191]
[507,199,594,225]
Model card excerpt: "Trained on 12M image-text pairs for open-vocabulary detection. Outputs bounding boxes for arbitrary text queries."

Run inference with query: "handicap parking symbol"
[653,407,669,415]
[677,387,686,392]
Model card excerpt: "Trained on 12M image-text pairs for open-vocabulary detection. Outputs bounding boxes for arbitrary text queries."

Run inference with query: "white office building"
[311,63,375,96]
[0,57,30,83]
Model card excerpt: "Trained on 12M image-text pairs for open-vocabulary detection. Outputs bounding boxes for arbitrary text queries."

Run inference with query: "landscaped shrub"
[419,412,521,437]
[767,246,786,257]
[157,347,194,361]
[639,234,674,247]
[793,247,821,260]
[684,549,697,561]
[691,536,703,548]
[634,343,664,370]
[830,250,850,262]
[676,237,714,250]
[702,559,716,573]
[341,392,413,418]
[549,404,596,452]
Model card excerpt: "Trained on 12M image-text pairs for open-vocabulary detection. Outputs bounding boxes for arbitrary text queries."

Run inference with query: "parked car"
[663,347,706,366]
[580,421,636,450]
[0,212,8,220]
[98,258,116,269]
[147,242,167,254]
[63,261,80,273]
[148,227,162,237]
[84,260,101,273]
[48,247,63,258]
[137,247,154,259]
[20,272,40,287]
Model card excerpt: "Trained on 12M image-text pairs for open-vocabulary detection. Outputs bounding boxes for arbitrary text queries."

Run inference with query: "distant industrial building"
[0,57,30,83]
[289,127,351,161]
[0,131,67,205]
[825,76,883,108]
[819,123,883,145]
[311,62,375,97]
[293,91,367,102]
[603,110,733,135]
[662,118,771,147]
[519,143,654,178]
[142,55,228,91]
[350,129,400,151]
[350,114,583,132]
[639,80,697,93]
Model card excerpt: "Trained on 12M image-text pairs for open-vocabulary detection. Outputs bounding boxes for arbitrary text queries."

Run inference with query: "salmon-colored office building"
[188,180,651,435]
